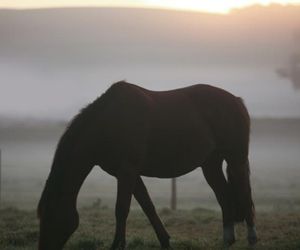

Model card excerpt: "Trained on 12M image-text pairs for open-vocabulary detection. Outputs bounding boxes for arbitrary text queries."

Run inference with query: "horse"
[37,81,257,250]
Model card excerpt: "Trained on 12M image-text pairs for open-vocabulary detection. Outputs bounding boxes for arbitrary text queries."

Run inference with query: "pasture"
[1,205,300,250]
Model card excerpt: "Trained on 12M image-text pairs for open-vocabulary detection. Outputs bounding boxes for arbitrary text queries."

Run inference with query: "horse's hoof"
[160,242,172,250]
[248,235,257,246]
[110,247,125,250]
[160,239,171,249]
[247,226,257,246]
[223,237,236,247]
[110,240,126,250]
[110,246,125,250]
[223,225,235,247]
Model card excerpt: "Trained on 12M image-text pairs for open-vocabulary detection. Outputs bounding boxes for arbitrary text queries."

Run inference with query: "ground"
[1,204,300,250]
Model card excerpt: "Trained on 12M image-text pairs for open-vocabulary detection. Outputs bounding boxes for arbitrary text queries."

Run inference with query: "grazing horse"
[37,81,257,250]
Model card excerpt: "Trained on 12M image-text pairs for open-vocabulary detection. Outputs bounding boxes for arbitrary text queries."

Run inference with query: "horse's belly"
[141,162,200,178]
[141,140,212,178]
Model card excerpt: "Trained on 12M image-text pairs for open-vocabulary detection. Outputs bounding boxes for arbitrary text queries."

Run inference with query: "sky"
[0,3,300,119]
[0,0,300,13]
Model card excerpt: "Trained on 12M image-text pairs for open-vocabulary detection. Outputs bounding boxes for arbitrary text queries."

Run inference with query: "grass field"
[1,204,300,250]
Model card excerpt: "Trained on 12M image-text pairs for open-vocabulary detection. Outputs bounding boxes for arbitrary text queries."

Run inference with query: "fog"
[0,118,299,210]
[1,63,300,119]
[0,5,300,210]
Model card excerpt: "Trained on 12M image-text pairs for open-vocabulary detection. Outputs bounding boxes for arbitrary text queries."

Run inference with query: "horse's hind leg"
[202,154,235,246]
[111,166,137,250]
[133,176,170,248]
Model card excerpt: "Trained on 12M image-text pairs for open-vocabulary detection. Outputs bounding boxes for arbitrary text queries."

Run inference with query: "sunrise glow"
[0,0,299,13]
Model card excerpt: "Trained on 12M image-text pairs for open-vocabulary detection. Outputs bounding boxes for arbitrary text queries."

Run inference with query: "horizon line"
[0,3,299,15]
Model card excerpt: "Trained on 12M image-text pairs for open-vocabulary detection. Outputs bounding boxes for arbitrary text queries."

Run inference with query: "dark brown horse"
[37,81,257,250]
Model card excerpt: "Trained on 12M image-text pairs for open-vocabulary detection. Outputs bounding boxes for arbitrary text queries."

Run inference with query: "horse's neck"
[47,112,99,204]
[48,154,93,204]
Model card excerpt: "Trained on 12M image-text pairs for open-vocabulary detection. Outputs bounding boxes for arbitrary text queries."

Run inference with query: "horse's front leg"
[110,166,137,250]
[133,176,170,248]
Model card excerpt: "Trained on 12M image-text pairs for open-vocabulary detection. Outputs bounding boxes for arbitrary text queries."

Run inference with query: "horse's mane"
[37,82,124,218]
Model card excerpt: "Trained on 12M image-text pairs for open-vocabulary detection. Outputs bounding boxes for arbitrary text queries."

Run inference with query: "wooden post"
[0,149,2,206]
[171,178,177,210]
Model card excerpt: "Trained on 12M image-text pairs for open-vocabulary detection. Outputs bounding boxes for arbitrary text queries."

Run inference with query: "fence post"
[171,178,177,210]
[0,149,2,206]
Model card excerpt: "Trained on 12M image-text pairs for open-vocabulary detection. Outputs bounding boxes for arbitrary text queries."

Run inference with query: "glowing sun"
[0,0,299,13]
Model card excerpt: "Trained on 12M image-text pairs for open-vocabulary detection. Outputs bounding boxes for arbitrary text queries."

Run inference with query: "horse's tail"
[227,159,255,223]
[226,97,255,224]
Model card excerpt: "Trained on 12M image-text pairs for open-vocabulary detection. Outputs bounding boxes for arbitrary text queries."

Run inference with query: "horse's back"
[108,81,250,152]
[115,82,249,146]
[100,82,250,177]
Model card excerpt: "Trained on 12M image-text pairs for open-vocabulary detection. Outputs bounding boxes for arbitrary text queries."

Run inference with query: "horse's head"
[38,195,79,250]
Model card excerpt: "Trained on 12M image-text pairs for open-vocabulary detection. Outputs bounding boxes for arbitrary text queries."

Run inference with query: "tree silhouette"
[276,32,300,90]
